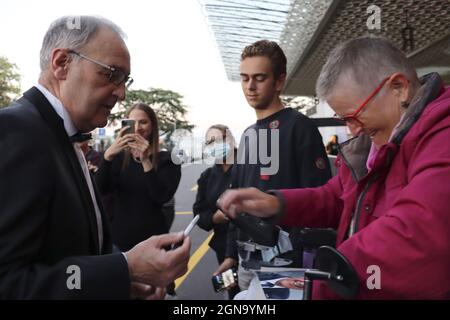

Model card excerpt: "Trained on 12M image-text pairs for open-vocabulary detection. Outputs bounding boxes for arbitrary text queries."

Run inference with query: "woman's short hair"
[316,36,419,100]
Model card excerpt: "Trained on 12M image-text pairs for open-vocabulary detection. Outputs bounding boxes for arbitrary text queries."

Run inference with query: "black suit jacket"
[0,87,130,299]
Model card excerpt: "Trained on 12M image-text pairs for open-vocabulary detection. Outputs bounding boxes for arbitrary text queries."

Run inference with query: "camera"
[211,268,238,292]
[121,119,135,135]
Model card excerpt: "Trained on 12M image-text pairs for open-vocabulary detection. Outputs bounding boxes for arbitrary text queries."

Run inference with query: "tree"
[110,88,194,142]
[0,56,21,108]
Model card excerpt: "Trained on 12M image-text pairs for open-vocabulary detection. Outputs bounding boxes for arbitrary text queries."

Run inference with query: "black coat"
[226,108,332,259]
[193,164,232,261]
[0,87,129,299]
[96,151,181,251]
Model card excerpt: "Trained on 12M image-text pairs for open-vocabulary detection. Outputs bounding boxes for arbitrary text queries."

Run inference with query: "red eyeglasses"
[334,76,391,126]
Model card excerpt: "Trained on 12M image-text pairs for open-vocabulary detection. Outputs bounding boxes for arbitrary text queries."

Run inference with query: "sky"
[0,0,256,141]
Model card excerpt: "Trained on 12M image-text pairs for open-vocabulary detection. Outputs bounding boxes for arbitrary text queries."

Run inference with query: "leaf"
[0,56,21,108]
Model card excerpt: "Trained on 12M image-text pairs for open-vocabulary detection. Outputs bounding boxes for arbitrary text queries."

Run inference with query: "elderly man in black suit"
[0,15,190,299]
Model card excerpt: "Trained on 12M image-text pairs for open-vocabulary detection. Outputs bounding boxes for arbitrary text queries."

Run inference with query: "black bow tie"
[70,132,92,143]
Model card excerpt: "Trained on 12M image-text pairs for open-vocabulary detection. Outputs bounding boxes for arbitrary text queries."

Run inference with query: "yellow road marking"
[191,184,198,192]
[176,211,193,215]
[175,232,213,289]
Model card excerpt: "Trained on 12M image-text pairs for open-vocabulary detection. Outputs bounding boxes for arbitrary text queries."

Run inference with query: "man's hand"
[217,187,281,219]
[125,233,191,288]
[130,282,166,300]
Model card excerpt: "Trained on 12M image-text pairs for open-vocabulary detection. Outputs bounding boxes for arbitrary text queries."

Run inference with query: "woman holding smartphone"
[193,124,239,299]
[96,103,181,253]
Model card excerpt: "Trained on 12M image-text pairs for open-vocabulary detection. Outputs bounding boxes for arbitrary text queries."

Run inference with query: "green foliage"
[0,56,21,108]
[110,88,194,140]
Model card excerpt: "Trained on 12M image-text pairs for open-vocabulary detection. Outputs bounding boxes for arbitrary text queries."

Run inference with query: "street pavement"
[170,161,226,300]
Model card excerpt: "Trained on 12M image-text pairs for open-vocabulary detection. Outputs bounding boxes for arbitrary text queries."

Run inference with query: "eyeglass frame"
[334,75,391,126]
[68,49,133,88]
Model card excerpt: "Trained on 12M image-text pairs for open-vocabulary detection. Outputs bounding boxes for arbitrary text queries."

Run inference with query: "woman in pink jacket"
[218,36,450,299]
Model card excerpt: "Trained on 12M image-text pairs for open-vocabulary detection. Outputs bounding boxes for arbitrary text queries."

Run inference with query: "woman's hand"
[128,134,151,160]
[217,188,281,219]
[128,134,153,171]
[104,127,136,161]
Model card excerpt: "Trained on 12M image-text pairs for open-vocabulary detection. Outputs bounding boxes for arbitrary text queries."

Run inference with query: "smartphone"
[211,268,238,292]
[121,119,135,135]
[171,215,199,249]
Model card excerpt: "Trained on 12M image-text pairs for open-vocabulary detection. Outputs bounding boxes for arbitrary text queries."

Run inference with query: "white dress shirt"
[36,84,103,253]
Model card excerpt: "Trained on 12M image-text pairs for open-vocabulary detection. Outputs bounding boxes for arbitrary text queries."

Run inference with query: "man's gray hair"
[39,15,126,72]
[316,36,418,99]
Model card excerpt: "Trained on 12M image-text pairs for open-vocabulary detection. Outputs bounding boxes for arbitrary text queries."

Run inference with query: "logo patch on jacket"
[315,157,327,170]
[269,120,279,129]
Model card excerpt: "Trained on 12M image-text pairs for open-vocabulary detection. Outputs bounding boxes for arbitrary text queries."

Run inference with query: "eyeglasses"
[334,76,391,126]
[68,50,133,88]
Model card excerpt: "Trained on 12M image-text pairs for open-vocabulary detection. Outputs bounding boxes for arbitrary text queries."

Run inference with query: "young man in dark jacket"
[214,40,331,291]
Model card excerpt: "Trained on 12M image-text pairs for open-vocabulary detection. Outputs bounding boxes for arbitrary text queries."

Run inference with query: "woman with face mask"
[193,124,239,299]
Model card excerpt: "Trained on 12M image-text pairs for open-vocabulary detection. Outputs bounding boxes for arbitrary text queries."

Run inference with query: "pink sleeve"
[278,174,343,229]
